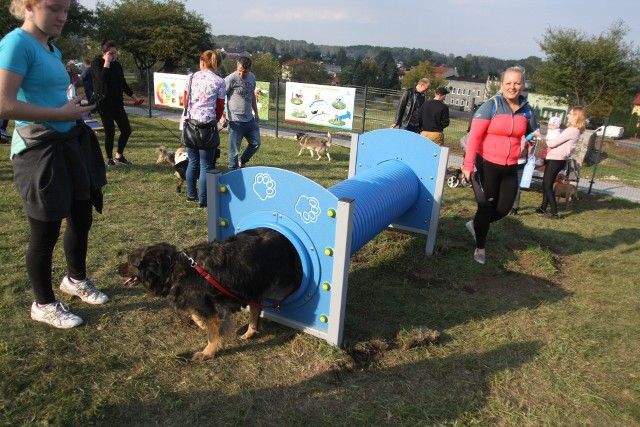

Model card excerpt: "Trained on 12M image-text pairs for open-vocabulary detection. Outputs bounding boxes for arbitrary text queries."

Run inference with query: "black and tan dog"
[295,132,332,161]
[155,145,188,192]
[118,228,302,361]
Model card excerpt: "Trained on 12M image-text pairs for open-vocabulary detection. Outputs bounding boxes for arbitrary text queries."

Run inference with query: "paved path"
[126,106,640,204]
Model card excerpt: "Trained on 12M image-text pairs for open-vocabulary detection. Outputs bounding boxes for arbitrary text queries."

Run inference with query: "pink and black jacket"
[462,95,537,173]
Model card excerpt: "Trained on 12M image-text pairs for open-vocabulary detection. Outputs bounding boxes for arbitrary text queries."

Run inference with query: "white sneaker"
[30,300,83,329]
[466,220,476,242]
[60,275,109,305]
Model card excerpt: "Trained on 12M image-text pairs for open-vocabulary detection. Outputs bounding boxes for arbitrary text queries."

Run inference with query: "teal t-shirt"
[0,28,74,157]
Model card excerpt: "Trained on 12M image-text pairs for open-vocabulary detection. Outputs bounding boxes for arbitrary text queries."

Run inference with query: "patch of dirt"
[396,327,441,350]
[406,271,448,288]
[345,339,390,369]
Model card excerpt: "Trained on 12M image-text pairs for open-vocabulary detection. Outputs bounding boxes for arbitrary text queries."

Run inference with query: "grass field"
[1,116,639,426]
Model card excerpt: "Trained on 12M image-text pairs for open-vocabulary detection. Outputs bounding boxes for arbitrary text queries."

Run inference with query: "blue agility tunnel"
[206,129,448,346]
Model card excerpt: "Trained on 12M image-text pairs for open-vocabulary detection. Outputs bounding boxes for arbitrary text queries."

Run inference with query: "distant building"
[526,93,569,123]
[633,94,640,118]
[323,64,342,86]
[433,65,458,79]
[444,76,488,112]
[222,47,251,59]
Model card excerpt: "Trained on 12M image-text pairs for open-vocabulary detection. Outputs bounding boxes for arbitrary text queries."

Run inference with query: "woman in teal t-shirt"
[0,0,110,329]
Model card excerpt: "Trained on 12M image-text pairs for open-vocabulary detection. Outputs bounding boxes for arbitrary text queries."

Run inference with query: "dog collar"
[179,251,295,310]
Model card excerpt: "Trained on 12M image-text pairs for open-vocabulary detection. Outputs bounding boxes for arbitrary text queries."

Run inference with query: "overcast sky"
[81,0,639,60]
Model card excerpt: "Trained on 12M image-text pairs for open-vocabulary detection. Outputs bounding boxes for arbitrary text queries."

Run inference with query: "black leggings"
[540,159,566,215]
[100,104,132,159]
[26,200,93,304]
[471,156,519,249]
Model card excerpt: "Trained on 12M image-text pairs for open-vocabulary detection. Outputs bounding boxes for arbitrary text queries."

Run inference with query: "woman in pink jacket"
[534,106,586,219]
[462,66,537,264]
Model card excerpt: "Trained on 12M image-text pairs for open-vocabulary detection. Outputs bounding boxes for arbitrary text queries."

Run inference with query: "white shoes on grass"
[30,276,109,329]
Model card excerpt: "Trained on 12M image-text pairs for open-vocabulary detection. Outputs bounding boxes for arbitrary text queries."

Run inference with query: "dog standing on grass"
[118,227,302,361]
[156,146,188,192]
[553,173,580,208]
[295,132,332,161]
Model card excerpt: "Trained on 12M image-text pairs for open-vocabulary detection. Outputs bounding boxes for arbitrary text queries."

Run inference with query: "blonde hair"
[570,106,586,133]
[501,65,526,85]
[201,49,222,72]
[10,0,40,20]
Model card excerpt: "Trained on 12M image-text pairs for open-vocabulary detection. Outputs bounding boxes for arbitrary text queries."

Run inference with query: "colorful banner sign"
[284,82,356,130]
[153,72,188,109]
[255,81,269,121]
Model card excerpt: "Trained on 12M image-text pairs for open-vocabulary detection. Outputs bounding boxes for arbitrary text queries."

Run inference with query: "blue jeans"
[228,118,261,169]
[186,146,216,205]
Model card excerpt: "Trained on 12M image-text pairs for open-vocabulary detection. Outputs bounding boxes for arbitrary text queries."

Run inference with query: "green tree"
[451,56,470,77]
[250,54,282,82]
[96,0,212,78]
[290,62,331,85]
[338,64,354,86]
[401,60,447,91]
[376,50,400,89]
[532,20,640,117]
[335,48,350,67]
[351,60,380,87]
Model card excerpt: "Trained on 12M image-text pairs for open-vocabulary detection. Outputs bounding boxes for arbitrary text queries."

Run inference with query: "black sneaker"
[107,158,116,167]
[114,156,132,166]
[533,208,546,214]
[187,196,198,202]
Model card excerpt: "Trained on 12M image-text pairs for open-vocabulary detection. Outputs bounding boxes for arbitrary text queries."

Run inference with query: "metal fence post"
[361,86,368,134]
[146,67,152,118]
[588,116,608,194]
[275,78,280,139]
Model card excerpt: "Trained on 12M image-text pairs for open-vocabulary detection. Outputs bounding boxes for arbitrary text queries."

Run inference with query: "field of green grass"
[0,116,639,426]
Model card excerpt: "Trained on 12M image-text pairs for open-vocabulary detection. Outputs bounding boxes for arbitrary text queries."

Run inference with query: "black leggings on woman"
[26,200,93,304]
[472,156,519,249]
[540,159,566,215]
[100,104,131,159]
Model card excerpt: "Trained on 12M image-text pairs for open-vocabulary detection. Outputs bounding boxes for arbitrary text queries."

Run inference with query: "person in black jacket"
[91,40,143,166]
[419,87,450,146]
[390,78,430,133]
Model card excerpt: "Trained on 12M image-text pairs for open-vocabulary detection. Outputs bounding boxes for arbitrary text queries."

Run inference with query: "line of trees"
[0,0,637,128]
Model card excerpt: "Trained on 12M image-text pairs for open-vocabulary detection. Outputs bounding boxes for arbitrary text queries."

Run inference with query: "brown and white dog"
[118,228,302,361]
[156,145,188,193]
[554,173,580,207]
[295,132,332,161]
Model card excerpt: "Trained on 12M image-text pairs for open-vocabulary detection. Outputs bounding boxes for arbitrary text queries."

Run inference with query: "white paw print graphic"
[295,195,321,223]
[253,173,276,200]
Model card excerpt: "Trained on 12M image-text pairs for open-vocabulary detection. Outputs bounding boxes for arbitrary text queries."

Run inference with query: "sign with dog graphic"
[285,82,356,130]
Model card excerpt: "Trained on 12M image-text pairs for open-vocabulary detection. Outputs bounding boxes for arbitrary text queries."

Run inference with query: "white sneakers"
[30,300,83,329]
[30,276,109,329]
[60,276,109,305]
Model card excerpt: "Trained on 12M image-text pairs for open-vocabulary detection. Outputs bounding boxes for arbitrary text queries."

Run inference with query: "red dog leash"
[181,251,295,310]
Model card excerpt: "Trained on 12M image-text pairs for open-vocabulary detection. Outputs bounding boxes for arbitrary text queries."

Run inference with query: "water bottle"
[520,129,540,188]
[66,83,76,101]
